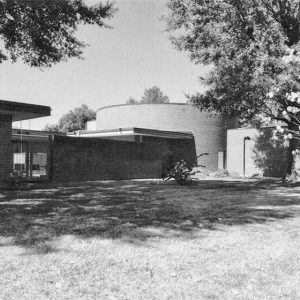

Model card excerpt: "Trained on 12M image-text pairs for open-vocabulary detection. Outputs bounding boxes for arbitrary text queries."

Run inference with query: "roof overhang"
[68,127,194,140]
[0,99,51,121]
[11,128,61,142]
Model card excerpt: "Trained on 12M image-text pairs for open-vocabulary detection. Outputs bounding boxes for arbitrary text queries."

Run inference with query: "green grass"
[0,179,300,299]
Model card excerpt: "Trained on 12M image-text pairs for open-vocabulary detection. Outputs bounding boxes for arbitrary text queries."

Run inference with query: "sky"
[0,0,208,130]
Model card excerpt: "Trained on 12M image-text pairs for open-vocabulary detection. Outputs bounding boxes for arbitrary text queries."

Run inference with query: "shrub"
[163,159,195,185]
[163,153,209,185]
[210,169,230,178]
[7,170,26,190]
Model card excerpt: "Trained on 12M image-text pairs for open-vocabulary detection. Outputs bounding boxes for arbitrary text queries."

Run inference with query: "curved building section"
[96,103,237,171]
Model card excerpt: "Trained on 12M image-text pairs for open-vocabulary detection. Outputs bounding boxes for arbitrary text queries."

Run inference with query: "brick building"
[90,103,238,170]
[1,100,293,186]
[52,129,196,183]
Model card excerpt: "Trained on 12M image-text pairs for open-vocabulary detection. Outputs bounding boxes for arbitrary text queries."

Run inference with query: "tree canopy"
[0,0,115,67]
[166,0,300,121]
[44,104,96,133]
[126,86,170,104]
[126,97,139,104]
[166,0,300,175]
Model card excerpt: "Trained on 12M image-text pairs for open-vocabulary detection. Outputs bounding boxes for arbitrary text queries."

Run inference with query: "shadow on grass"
[0,179,300,248]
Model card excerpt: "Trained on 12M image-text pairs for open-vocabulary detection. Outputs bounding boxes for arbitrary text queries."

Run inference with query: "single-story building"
[0,99,50,187]
[1,100,297,186]
[9,126,197,184]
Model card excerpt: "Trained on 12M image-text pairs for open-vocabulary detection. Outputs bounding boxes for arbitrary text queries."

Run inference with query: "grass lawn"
[0,179,300,299]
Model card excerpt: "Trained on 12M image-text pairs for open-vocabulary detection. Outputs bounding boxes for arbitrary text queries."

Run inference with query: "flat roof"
[68,127,194,140]
[0,99,51,121]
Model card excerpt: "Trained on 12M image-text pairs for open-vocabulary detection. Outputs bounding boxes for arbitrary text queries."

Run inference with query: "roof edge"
[0,99,51,121]
[68,127,194,139]
[96,102,190,112]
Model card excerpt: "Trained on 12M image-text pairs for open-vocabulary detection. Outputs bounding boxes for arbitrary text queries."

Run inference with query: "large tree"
[126,86,170,104]
[0,0,115,67]
[44,104,96,132]
[166,0,300,177]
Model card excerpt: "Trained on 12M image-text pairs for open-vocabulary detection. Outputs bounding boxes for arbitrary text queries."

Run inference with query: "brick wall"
[50,135,196,183]
[142,136,196,166]
[0,115,12,187]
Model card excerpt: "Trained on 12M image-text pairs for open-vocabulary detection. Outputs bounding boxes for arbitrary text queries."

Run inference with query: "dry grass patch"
[0,179,299,299]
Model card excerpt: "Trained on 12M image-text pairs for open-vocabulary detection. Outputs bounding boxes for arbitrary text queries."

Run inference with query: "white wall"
[86,120,96,131]
[227,128,263,176]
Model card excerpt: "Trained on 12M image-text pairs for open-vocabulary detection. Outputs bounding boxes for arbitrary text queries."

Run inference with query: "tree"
[140,86,170,104]
[44,104,96,133]
[126,86,170,104]
[43,123,59,132]
[0,0,115,67]
[166,0,300,177]
[126,97,139,104]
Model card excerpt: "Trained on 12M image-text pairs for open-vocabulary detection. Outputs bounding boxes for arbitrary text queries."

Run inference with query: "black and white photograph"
[0,0,300,299]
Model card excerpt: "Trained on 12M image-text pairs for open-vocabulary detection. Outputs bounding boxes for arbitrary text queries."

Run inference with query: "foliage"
[0,0,115,67]
[164,153,209,185]
[165,0,300,176]
[7,169,26,190]
[271,89,300,149]
[164,159,197,185]
[43,123,60,132]
[140,86,170,104]
[126,86,170,104]
[126,97,139,104]
[210,169,230,178]
[253,128,289,177]
[44,104,96,133]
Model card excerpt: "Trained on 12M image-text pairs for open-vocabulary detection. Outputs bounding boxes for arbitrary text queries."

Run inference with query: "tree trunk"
[283,123,298,180]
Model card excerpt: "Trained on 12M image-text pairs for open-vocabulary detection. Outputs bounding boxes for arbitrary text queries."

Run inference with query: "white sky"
[0,0,208,130]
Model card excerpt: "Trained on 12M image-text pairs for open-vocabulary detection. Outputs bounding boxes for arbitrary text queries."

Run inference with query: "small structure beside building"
[0,99,50,187]
[227,127,299,177]
[227,128,263,177]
